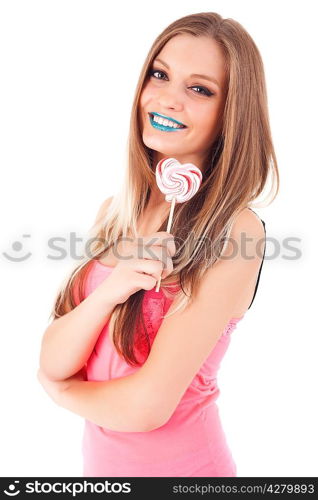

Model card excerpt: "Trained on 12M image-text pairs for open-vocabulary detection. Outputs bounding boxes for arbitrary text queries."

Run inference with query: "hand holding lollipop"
[155,157,202,292]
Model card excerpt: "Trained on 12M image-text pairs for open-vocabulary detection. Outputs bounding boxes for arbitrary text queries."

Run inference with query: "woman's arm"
[37,367,154,432]
[136,208,266,428]
[39,197,114,381]
[40,208,265,433]
[39,280,117,381]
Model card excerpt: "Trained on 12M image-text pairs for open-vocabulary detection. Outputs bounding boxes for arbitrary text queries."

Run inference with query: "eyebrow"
[153,57,220,88]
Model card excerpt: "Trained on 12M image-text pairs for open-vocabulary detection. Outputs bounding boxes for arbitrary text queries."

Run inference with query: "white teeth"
[152,115,184,128]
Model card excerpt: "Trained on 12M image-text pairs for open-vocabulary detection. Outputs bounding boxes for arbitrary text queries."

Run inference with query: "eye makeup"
[148,68,215,97]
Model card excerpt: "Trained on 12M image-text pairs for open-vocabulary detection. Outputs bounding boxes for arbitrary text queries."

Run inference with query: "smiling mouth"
[148,113,187,130]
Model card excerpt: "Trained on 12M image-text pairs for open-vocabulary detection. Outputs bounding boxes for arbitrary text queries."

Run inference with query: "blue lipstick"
[148,112,187,132]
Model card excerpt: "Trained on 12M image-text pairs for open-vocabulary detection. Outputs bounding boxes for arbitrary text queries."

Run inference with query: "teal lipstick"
[148,112,187,132]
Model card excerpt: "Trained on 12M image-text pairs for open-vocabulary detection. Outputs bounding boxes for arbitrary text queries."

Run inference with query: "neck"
[147,175,170,210]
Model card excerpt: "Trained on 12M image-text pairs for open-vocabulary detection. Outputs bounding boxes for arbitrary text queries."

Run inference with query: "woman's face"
[139,34,227,171]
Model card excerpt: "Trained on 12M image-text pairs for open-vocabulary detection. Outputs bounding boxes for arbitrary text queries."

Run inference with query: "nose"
[157,85,184,111]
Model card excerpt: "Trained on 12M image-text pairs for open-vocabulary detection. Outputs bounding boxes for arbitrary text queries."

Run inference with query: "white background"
[0,0,317,477]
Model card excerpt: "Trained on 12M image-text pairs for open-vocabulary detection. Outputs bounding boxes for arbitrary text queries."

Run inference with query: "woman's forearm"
[40,282,117,381]
[59,372,156,433]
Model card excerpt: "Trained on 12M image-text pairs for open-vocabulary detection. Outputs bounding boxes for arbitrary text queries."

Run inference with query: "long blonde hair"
[50,12,279,366]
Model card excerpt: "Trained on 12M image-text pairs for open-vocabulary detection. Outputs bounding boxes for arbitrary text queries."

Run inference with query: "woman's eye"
[149,69,167,80]
[149,68,214,97]
[191,86,213,97]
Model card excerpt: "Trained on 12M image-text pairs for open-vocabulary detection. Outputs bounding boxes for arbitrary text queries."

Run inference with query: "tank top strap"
[247,210,266,310]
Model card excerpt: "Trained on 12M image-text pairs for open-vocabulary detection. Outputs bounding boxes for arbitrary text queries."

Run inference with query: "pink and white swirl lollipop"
[155,157,202,292]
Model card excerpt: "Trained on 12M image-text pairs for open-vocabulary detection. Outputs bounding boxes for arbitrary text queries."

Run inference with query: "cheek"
[139,85,147,108]
[138,91,148,124]
[193,108,215,132]
[139,83,156,107]
[201,105,222,130]
[191,106,221,144]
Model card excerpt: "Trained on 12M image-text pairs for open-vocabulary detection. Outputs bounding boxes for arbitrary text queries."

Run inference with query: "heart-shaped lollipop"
[155,157,202,203]
[154,157,202,292]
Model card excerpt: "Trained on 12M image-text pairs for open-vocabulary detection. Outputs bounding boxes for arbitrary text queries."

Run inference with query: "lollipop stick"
[155,196,176,292]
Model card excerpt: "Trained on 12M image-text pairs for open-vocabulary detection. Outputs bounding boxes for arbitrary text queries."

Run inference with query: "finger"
[137,273,157,291]
[144,246,172,274]
[132,258,164,280]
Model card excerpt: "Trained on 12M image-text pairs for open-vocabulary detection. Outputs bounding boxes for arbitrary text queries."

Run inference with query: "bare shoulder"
[94,196,114,225]
[219,207,265,262]
[233,207,265,237]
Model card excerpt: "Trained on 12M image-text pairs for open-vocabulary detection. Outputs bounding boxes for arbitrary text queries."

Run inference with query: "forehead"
[155,34,227,88]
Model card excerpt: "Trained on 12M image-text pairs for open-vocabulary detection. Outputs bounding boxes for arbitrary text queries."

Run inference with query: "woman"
[38,12,279,477]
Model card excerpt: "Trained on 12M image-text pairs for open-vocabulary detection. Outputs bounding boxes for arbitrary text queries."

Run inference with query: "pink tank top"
[82,260,244,477]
